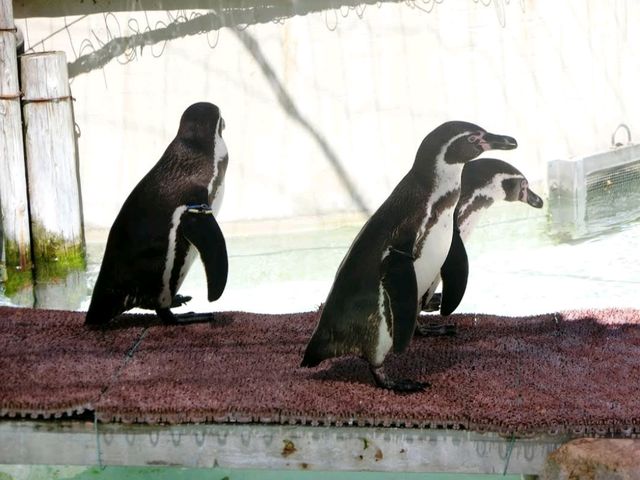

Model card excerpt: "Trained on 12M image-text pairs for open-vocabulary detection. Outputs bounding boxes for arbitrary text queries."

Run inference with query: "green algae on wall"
[4,238,32,272]
[1,268,32,297]
[29,221,85,271]
[1,223,86,298]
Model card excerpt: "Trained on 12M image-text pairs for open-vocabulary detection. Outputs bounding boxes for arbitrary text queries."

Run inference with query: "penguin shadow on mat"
[305,312,640,389]
[306,348,458,389]
[418,312,614,344]
[93,312,234,331]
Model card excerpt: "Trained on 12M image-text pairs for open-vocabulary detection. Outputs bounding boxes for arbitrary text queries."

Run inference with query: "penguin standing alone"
[85,102,229,326]
[301,121,517,392]
[416,158,544,335]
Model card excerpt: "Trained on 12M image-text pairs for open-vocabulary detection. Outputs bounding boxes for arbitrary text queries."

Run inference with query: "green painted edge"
[0,465,523,480]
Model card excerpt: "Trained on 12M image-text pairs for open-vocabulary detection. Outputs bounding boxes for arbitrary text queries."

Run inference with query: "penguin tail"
[84,290,124,326]
[300,333,333,368]
[300,347,322,368]
[84,307,110,327]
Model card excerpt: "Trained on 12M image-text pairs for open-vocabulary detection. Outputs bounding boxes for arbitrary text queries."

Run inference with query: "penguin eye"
[518,179,528,200]
[467,131,484,144]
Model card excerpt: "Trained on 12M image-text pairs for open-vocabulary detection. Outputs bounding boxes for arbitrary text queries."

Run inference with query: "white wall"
[16,0,640,230]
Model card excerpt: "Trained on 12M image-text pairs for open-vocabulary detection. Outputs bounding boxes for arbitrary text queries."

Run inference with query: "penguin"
[416,158,544,336]
[85,102,229,326]
[301,121,517,392]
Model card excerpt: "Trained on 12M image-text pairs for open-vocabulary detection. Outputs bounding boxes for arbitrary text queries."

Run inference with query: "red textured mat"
[1,306,640,437]
[0,307,145,418]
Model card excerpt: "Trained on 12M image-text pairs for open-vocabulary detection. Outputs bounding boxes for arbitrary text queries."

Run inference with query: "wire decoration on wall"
[19,0,523,79]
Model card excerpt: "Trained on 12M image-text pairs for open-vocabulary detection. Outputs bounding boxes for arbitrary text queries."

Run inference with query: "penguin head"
[417,121,518,166]
[462,158,544,208]
[177,102,223,152]
[502,175,544,208]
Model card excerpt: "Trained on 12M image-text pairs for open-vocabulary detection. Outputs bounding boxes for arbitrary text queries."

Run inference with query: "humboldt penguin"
[85,102,229,326]
[416,158,543,336]
[301,121,517,392]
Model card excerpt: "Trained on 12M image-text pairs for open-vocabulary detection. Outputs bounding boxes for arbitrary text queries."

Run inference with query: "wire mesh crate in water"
[548,125,640,240]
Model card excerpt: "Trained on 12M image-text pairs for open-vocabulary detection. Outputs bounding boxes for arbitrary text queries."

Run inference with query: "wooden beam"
[0,0,33,281]
[13,0,386,20]
[20,51,85,274]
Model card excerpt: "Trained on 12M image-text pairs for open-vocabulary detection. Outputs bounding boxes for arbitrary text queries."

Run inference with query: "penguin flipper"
[439,227,469,316]
[381,247,419,354]
[180,207,229,301]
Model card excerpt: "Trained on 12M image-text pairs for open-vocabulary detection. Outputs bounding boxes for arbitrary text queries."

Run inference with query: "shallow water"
[2,203,639,317]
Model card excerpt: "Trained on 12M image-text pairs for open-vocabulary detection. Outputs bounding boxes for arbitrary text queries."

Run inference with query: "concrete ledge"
[0,420,567,475]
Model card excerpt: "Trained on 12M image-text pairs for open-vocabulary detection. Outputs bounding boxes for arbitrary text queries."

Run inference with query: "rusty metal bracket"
[22,95,75,105]
[0,92,23,101]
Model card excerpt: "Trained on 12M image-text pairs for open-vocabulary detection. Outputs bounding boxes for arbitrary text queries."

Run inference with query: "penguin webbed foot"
[156,308,215,325]
[171,294,192,308]
[415,321,457,337]
[421,292,442,312]
[369,365,429,393]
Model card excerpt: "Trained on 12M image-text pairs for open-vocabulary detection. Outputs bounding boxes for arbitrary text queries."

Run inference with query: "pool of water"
[2,203,639,316]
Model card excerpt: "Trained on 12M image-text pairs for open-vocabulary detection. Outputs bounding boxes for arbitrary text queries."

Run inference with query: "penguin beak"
[523,188,544,208]
[481,133,518,151]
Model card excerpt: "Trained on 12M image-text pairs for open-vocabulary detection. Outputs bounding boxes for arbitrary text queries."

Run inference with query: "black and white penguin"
[85,102,229,326]
[301,121,517,392]
[416,158,543,335]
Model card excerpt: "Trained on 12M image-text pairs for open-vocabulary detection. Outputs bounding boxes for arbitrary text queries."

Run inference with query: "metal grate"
[548,125,640,240]
[585,159,640,231]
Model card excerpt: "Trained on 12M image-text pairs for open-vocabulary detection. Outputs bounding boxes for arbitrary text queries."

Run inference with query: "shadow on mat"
[89,312,234,331]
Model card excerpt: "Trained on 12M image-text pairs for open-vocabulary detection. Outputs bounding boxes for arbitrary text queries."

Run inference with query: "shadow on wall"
[63,7,375,216]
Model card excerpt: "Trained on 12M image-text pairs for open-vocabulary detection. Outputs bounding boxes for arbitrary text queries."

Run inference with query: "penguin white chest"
[171,244,198,300]
[208,133,228,213]
[413,208,456,298]
[210,181,225,216]
[159,206,198,307]
[412,157,464,299]
[458,214,478,243]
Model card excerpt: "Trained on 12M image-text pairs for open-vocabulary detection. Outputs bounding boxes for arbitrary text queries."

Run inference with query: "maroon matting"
[1,306,639,436]
[0,306,146,418]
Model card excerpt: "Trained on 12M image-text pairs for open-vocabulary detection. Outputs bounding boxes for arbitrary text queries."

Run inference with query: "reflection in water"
[33,269,88,311]
[2,209,640,316]
[0,268,88,311]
